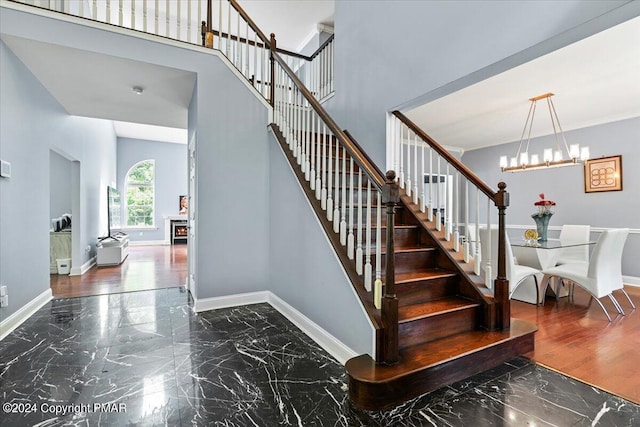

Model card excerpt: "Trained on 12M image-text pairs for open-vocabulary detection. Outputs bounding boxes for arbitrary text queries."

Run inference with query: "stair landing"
[346,318,537,410]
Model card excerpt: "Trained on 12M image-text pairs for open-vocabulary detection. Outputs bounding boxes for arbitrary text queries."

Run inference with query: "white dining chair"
[554,224,591,298]
[541,228,629,322]
[479,228,543,304]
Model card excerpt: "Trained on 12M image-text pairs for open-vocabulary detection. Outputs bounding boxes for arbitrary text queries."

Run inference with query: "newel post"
[381,170,400,364]
[269,33,276,108]
[495,182,510,330]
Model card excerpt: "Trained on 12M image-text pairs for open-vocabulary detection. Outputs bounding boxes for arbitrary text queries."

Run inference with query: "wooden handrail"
[228,0,271,47]
[271,47,385,191]
[309,33,335,60]
[392,110,497,201]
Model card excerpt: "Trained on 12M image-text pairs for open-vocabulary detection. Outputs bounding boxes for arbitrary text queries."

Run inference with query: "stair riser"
[347,333,535,411]
[399,307,479,349]
[374,228,420,247]
[396,277,458,305]
[380,251,437,273]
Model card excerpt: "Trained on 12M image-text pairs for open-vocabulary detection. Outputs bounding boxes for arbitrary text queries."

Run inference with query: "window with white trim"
[125,160,155,227]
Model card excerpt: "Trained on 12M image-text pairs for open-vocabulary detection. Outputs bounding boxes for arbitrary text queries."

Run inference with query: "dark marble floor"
[1,287,638,426]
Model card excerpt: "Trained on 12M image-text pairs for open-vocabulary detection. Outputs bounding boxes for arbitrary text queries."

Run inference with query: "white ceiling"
[237,0,334,51]
[405,16,640,152]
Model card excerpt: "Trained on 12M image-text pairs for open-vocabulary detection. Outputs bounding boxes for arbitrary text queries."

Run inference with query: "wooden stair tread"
[346,319,537,383]
[395,268,457,284]
[377,245,436,255]
[398,297,479,323]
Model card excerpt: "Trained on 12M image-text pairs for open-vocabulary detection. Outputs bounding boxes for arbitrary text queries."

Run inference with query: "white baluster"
[319,121,326,203]
[226,0,231,58]
[406,129,412,198]
[364,180,372,291]
[92,0,97,20]
[436,156,442,231]
[143,0,148,33]
[330,40,334,93]
[474,188,481,276]
[420,137,426,212]
[327,129,334,221]
[236,11,240,67]
[253,31,258,87]
[177,0,183,41]
[340,147,347,244]
[428,147,433,222]
[218,0,222,49]
[245,21,249,76]
[393,117,400,180]
[333,141,340,232]
[453,171,460,252]
[305,99,311,179]
[156,0,160,35]
[444,164,451,241]
[356,170,363,274]
[485,197,492,289]
[309,112,321,196]
[165,0,170,38]
[347,158,355,258]
[118,0,123,27]
[106,0,112,24]
[413,131,419,205]
[305,106,311,181]
[399,124,405,189]
[131,0,135,29]
[374,201,382,310]
[464,179,470,262]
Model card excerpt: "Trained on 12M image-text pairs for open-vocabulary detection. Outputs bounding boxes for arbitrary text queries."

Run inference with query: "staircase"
[15,0,537,411]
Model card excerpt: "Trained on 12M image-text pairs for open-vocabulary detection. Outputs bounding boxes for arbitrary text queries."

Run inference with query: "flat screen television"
[105,185,122,239]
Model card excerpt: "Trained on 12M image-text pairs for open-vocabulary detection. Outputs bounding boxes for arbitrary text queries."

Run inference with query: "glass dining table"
[509,237,596,304]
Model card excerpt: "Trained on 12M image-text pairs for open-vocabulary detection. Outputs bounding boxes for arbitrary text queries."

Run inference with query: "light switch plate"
[0,160,11,178]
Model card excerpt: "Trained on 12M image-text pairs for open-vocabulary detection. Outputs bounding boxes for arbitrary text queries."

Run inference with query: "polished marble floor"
[1,287,638,426]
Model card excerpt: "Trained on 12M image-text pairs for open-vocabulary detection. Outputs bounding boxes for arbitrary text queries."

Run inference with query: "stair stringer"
[268,124,380,358]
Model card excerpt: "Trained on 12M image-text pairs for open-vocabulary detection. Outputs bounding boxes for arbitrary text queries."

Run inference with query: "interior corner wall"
[268,134,373,356]
[49,150,73,219]
[462,117,640,277]
[328,0,635,169]
[117,138,187,242]
[0,40,116,319]
[193,60,271,299]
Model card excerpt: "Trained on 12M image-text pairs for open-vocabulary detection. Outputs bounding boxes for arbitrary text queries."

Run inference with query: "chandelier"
[500,93,589,172]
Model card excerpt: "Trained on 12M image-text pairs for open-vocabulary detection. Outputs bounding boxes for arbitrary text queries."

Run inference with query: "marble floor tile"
[1,287,639,427]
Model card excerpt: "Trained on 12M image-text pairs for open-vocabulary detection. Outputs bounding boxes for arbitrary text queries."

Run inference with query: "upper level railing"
[11,0,334,105]
[389,111,511,329]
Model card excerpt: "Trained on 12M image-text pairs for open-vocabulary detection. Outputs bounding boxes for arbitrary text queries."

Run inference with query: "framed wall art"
[584,155,622,193]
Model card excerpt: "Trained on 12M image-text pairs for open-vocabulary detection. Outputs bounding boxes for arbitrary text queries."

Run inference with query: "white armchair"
[541,228,629,322]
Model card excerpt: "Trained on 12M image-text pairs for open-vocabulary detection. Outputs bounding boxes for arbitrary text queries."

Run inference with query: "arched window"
[125,160,155,227]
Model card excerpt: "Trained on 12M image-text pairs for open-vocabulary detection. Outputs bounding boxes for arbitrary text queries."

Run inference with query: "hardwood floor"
[50,244,638,404]
[512,284,640,404]
[50,244,187,298]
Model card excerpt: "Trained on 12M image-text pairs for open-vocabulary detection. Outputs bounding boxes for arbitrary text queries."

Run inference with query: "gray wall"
[328,0,636,168]
[462,118,640,277]
[116,138,187,242]
[49,150,73,220]
[268,134,373,356]
[0,39,116,320]
[0,6,271,306]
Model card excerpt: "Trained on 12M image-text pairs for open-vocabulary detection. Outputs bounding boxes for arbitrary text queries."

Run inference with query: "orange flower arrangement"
[534,193,556,215]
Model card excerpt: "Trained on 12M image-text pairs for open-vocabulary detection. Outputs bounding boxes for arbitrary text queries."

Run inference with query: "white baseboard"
[0,288,52,341]
[623,276,640,287]
[129,240,170,246]
[193,291,270,312]
[70,256,96,276]
[267,293,358,365]
[193,291,357,365]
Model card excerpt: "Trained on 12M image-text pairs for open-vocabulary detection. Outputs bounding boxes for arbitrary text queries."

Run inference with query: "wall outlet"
[0,295,7,307]
[86,245,91,253]
[0,285,7,297]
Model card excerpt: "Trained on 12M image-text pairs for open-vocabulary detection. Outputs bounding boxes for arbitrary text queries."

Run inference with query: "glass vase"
[531,212,553,241]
